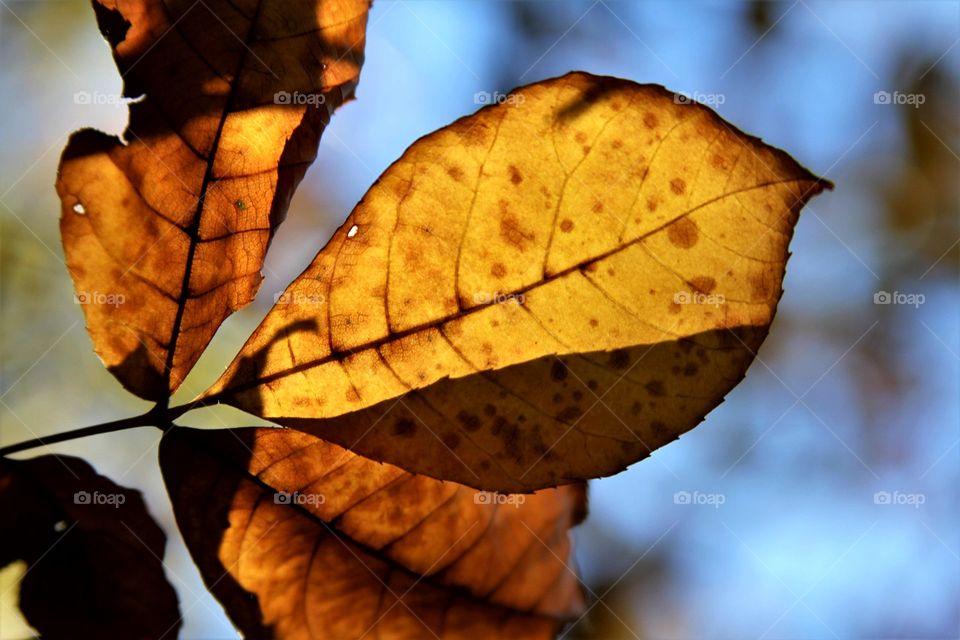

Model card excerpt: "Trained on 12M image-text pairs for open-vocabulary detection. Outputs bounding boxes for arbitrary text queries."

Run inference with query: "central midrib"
[162,0,267,393]
[208,176,818,399]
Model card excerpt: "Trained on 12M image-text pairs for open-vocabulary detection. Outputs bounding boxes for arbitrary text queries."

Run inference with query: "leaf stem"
[0,400,208,457]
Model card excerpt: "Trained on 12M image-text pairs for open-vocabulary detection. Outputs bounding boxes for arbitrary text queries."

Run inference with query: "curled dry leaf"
[201,71,832,492]
[56,0,370,399]
[160,427,586,639]
[0,455,180,639]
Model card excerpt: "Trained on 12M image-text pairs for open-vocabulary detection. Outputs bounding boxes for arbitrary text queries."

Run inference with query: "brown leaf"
[201,72,832,492]
[0,455,180,639]
[56,0,370,399]
[160,427,585,639]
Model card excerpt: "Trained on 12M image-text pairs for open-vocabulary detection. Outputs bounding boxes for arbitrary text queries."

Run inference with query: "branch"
[0,400,206,457]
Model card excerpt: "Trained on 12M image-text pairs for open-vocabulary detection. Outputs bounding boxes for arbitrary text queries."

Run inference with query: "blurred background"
[1,1,958,638]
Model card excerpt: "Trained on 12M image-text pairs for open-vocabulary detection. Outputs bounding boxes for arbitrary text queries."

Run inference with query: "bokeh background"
[1,1,958,638]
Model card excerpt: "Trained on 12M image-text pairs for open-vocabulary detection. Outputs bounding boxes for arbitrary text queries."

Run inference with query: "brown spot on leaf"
[447,165,464,181]
[499,200,535,250]
[443,433,461,449]
[670,178,686,195]
[550,360,568,381]
[608,349,630,369]
[690,276,716,294]
[491,263,507,278]
[667,218,699,248]
[643,112,658,129]
[556,406,582,422]
[393,419,416,438]
[508,165,523,185]
[453,120,487,146]
[560,218,574,233]
[751,272,773,300]
[645,380,665,396]
[592,201,604,213]
[457,410,481,432]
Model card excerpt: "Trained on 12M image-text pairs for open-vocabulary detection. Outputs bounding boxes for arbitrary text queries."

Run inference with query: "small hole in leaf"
[235,199,246,211]
[72,203,86,215]
[347,225,358,238]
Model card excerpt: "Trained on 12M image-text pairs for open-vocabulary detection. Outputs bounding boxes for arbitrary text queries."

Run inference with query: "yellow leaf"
[201,72,831,492]
[160,427,585,639]
[56,0,370,399]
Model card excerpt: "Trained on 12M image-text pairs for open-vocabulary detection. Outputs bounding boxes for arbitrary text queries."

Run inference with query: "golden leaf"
[56,0,370,399]
[202,72,831,492]
[160,427,585,639]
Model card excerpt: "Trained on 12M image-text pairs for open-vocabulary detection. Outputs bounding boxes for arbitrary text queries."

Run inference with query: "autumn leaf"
[160,427,585,639]
[56,0,370,400]
[196,71,831,493]
[0,455,180,638]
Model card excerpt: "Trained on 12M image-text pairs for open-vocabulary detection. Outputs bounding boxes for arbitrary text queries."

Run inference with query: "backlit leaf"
[160,427,585,639]
[56,0,370,399]
[0,455,180,638]
[201,72,832,492]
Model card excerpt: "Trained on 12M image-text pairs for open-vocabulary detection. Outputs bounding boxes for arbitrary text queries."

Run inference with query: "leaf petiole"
[0,400,206,457]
